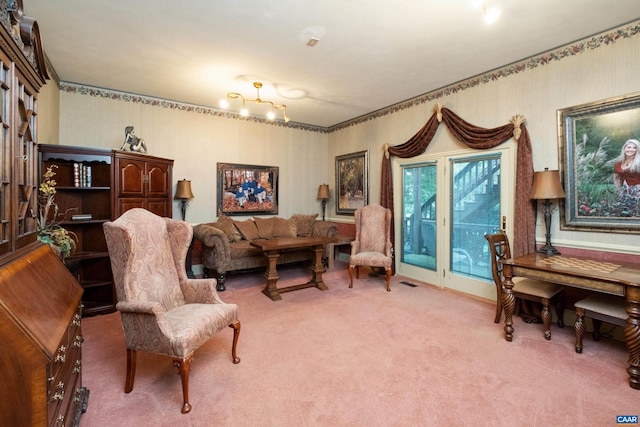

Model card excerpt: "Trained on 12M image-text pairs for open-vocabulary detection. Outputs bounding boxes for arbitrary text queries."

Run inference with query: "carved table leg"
[541,298,552,340]
[310,245,329,291]
[625,287,640,389]
[261,250,282,301]
[502,264,516,342]
[574,308,585,354]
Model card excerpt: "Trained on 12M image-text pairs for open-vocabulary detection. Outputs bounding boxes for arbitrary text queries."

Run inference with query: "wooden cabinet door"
[146,199,170,217]
[116,198,146,216]
[146,161,170,198]
[116,158,145,197]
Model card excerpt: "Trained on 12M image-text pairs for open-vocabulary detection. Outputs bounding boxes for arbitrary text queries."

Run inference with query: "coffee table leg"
[311,245,329,291]
[261,250,282,301]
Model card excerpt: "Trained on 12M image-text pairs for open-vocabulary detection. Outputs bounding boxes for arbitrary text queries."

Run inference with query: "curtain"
[381,105,535,261]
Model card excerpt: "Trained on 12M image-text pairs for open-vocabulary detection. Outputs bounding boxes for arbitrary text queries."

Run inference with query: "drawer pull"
[56,381,65,389]
[55,354,66,363]
[52,391,64,401]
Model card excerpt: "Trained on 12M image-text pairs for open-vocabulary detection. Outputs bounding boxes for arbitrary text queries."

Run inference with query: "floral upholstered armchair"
[103,208,241,414]
[349,203,393,291]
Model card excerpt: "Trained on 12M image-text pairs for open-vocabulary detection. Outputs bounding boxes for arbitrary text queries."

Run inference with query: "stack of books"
[73,163,92,187]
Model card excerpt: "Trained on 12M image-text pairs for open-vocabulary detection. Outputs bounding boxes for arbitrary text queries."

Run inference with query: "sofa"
[194,214,337,291]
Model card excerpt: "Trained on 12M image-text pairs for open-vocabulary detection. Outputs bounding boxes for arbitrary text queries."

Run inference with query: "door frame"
[394,145,515,301]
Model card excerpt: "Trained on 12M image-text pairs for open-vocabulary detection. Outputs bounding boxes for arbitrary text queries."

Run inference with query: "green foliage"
[37,165,77,259]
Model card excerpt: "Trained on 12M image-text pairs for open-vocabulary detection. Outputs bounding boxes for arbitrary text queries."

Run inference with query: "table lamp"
[530,168,565,256]
[175,179,195,221]
[317,184,330,221]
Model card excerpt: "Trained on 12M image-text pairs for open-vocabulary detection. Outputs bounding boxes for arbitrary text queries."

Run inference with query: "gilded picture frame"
[557,92,640,233]
[216,162,278,216]
[335,150,369,215]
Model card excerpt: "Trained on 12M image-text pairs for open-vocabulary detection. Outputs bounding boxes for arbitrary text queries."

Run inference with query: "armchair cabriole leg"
[125,349,137,393]
[230,321,241,364]
[385,268,392,292]
[174,356,193,414]
[348,265,355,288]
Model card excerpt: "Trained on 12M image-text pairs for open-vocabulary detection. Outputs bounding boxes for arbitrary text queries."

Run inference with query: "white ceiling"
[25,0,640,129]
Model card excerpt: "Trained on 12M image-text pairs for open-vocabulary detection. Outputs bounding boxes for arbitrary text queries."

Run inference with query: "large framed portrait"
[216,162,278,216]
[557,92,640,233]
[335,150,369,215]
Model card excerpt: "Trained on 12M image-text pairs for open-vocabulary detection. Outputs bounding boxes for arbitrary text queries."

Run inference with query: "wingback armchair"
[103,208,241,414]
[349,203,393,291]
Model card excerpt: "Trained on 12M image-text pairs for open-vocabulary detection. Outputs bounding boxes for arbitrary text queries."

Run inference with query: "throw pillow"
[215,214,242,242]
[233,219,260,241]
[273,217,297,238]
[253,217,275,239]
[290,213,318,237]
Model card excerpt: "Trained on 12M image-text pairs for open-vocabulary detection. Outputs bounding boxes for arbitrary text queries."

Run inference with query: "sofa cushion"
[254,217,275,239]
[215,214,243,242]
[290,214,318,237]
[234,219,260,241]
[273,217,297,238]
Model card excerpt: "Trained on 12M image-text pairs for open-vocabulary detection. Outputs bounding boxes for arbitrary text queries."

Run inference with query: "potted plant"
[37,165,77,259]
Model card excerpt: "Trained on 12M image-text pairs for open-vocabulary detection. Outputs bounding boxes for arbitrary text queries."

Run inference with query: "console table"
[501,253,640,389]
[251,237,332,301]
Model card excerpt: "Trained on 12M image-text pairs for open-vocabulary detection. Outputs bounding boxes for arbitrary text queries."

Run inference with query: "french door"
[397,148,513,300]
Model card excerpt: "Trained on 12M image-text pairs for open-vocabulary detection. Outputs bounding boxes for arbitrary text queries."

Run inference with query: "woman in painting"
[612,138,640,198]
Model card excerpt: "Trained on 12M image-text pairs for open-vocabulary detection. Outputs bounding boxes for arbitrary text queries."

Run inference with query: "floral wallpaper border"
[59,20,640,135]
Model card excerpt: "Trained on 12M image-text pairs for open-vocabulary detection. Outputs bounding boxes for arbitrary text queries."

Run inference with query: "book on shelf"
[73,163,92,187]
[71,213,93,221]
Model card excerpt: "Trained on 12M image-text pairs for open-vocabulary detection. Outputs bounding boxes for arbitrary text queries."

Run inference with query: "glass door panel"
[401,162,437,271]
[449,155,501,281]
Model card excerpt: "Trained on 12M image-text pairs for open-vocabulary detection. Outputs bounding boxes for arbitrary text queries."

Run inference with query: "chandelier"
[220,82,290,122]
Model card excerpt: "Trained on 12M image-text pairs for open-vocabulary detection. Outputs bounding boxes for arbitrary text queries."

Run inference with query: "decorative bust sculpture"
[120,126,148,153]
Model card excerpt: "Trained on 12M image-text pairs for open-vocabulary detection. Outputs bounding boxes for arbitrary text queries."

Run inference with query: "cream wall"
[51,92,328,225]
[37,77,59,145]
[328,27,640,255]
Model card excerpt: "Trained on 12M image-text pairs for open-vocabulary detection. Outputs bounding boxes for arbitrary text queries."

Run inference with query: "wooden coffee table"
[250,237,332,301]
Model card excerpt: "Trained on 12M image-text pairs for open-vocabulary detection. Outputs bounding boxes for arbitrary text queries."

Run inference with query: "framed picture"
[216,162,278,216]
[557,92,640,233]
[335,150,369,215]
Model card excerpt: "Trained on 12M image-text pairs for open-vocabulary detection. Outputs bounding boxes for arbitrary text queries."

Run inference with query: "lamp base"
[537,244,560,257]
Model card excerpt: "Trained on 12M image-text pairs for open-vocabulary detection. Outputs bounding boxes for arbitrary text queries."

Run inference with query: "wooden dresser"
[0,245,88,426]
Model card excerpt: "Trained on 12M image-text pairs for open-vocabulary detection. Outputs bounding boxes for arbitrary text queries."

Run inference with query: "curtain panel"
[381,105,535,260]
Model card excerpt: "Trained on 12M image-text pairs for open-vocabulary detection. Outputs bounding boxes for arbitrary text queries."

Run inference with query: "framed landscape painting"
[216,162,278,216]
[335,150,369,215]
[557,92,640,233]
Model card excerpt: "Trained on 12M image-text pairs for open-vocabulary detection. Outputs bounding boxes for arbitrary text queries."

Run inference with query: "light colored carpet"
[79,262,636,426]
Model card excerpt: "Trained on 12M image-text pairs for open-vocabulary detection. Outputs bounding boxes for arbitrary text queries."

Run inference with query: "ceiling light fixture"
[220,82,290,122]
[482,2,501,24]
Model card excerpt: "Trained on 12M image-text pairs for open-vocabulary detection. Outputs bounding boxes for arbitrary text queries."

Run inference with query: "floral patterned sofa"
[193,214,337,291]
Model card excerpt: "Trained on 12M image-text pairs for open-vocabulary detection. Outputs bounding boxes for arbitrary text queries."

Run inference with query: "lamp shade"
[317,184,330,200]
[175,179,195,199]
[530,169,565,200]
